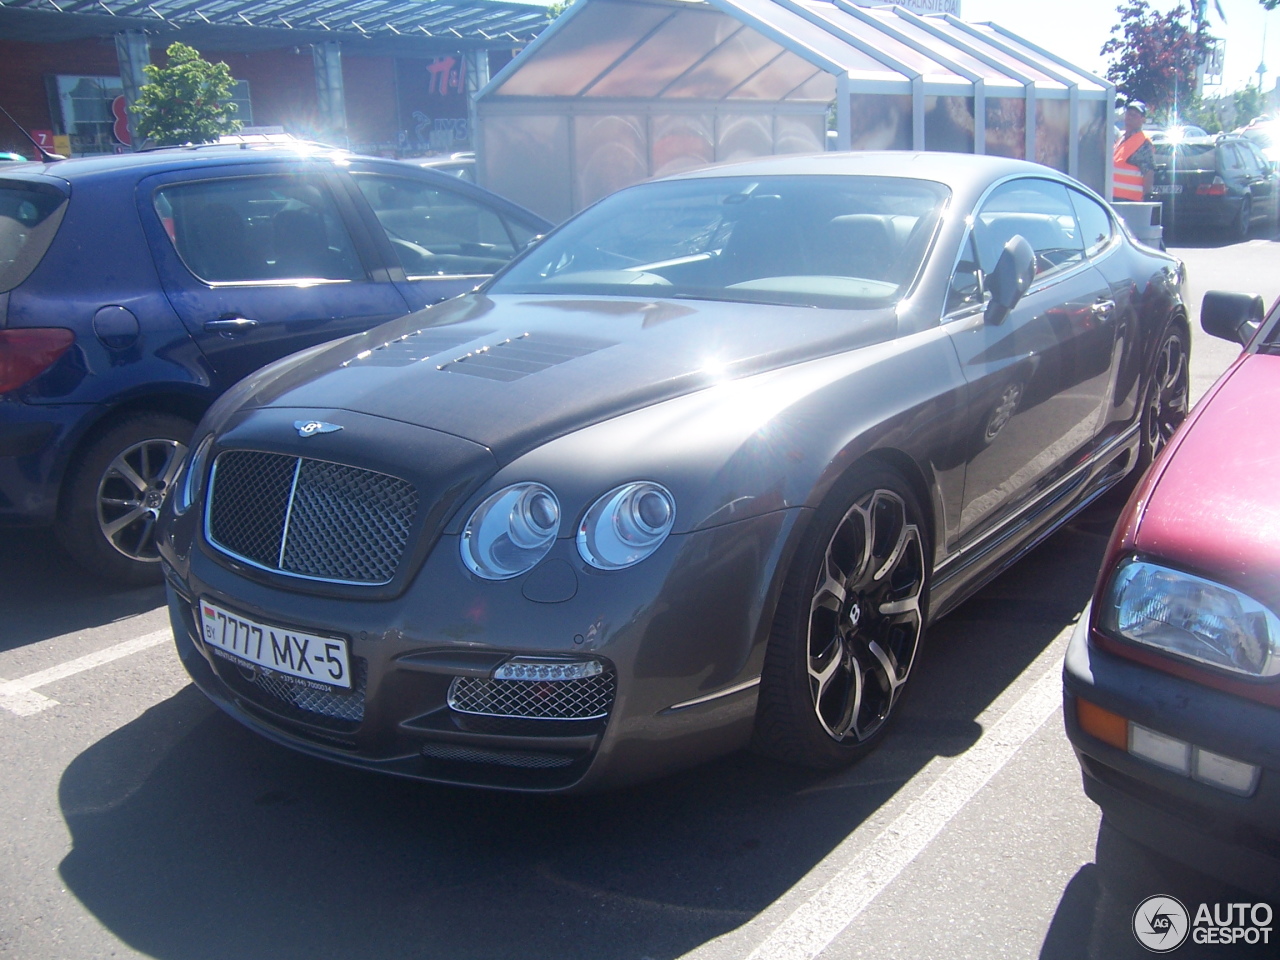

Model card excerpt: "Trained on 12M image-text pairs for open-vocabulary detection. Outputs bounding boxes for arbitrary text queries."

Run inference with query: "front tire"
[753,466,929,769]
[1134,323,1190,477]
[57,413,193,587]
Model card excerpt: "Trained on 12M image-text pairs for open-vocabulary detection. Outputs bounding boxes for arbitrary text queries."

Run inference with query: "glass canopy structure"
[475,0,1113,222]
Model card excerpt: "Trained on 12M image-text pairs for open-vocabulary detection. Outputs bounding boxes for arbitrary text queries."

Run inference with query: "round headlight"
[577,481,676,570]
[461,482,561,580]
[174,434,214,516]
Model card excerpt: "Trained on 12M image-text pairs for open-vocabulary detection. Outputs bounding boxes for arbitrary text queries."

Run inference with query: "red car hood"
[1135,351,1280,611]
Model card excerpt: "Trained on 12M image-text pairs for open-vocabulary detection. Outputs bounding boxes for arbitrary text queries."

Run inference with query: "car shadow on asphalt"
[0,527,164,655]
[1040,821,1273,959]
[54,500,1129,960]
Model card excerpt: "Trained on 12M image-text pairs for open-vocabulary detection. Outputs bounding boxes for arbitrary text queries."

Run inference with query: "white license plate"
[1152,184,1183,194]
[199,599,352,690]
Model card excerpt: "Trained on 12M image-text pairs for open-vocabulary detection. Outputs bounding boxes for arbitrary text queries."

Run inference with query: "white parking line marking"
[0,629,171,717]
[742,640,1068,960]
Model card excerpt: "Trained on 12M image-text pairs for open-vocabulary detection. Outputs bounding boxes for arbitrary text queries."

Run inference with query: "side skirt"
[927,425,1140,622]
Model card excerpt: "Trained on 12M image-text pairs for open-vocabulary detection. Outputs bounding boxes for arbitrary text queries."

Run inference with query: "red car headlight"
[1099,558,1280,678]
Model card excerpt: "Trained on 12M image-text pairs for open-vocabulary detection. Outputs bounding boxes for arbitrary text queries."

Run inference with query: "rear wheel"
[754,466,929,769]
[1232,197,1252,243]
[57,413,193,586]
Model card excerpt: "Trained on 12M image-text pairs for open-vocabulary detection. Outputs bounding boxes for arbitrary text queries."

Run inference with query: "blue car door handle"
[203,316,259,335]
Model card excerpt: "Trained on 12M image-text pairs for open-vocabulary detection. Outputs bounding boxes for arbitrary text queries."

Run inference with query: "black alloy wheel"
[1137,324,1191,474]
[57,413,194,586]
[755,466,929,768]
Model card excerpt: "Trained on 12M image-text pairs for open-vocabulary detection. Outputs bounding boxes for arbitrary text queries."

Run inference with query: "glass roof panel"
[494,0,671,96]
[947,28,1067,87]
[970,25,1107,92]
[731,50,826,100]
[794,2,964,82]
[786,70,838,101]
[860,10,1020,84]
[663,25,786,98]
[719,0,897,76]
[587,8,744,97]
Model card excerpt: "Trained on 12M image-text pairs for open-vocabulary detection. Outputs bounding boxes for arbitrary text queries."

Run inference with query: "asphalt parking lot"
[2,229,1278,960]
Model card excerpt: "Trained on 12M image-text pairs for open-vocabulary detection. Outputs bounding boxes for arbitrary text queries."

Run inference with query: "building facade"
[0,0,547,157]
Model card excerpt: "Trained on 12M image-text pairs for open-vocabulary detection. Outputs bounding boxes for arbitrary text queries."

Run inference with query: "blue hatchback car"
[0,144,549,584]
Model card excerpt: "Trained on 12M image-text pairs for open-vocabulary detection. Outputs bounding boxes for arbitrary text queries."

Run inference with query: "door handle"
[1090,299,1116,320]
[203,316,259,335]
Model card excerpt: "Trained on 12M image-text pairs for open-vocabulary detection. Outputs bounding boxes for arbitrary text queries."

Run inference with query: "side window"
[353,174,520,278]
[155,176,365,284]
[1068,189,1114,259]
[1237,142,1265,178]
[946,231,984,315]
[1249,142,1276,173]
[1221,143,1247,177]
[974,178,1085,281]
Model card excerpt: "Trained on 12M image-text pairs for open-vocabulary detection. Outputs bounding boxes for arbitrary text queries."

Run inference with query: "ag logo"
[1133,895,1190,953]
[294,420,342,438]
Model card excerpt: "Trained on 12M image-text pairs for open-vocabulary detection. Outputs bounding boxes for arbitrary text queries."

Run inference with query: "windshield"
[490,175,950,310]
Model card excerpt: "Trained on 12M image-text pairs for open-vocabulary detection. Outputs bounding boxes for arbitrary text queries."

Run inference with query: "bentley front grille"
[448,672,617,721]
[206,451,418,585]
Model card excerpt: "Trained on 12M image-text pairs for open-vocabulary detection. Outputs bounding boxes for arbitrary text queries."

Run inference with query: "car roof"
[662,151,1082,188]
[0,144,360,184]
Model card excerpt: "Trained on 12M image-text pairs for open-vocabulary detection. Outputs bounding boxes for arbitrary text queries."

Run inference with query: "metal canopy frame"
[473,0,1114,221]
[0,0,550,45]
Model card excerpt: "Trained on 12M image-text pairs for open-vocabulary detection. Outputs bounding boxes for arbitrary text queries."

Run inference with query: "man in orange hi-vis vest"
[1113,100,1155,202]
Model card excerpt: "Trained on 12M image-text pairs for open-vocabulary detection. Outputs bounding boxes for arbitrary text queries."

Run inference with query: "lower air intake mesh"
[448,671,616,720]
[420,743,575,769]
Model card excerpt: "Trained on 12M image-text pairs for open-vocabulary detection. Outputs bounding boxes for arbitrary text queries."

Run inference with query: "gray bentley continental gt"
[158,152,1190,792]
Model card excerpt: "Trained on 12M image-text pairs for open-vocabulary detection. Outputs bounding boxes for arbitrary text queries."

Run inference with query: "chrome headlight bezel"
[577,481,676,571]
[1098,557,1280,679]
[173,433,214,516]
[460,482,561,581]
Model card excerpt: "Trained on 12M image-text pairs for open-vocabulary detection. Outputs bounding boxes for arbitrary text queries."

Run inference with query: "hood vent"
[437,333,615,382]
[342,327,494,368]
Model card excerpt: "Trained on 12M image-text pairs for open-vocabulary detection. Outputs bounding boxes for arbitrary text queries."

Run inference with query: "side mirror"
[1201,290,1264,346]
[984,235,1036,325]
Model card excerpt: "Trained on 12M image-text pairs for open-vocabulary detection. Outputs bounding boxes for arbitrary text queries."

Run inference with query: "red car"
[1065,290,1280,897]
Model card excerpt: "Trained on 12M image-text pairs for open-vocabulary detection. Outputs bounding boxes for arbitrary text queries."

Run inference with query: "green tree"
[131,42,241,147]
[1233,84,1266,124]
[1102,1,1213,119]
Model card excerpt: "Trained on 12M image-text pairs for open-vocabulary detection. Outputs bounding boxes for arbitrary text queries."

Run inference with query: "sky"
[963,0,1279,94]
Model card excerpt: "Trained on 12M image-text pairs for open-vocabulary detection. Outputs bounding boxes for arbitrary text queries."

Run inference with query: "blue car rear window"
[0,181,69,293]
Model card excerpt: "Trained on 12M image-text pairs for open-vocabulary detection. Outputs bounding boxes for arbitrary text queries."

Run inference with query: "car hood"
[237,293,898,464]
[1136,351,1280,610]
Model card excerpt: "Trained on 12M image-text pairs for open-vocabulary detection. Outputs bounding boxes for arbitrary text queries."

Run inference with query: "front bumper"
[1063,607,1280,897]
[164,506,803,793]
